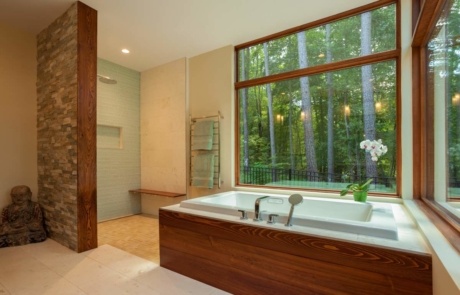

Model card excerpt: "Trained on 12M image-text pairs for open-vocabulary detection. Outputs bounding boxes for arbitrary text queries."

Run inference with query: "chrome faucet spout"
[253,196,269,221]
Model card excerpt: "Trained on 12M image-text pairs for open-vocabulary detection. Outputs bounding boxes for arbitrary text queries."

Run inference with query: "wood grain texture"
[412,0,445,46]
[160,209,432,295]
[76,1,98,253]
[129,189,185,198]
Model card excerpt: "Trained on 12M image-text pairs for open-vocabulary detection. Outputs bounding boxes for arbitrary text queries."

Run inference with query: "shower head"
[97,74,117,84]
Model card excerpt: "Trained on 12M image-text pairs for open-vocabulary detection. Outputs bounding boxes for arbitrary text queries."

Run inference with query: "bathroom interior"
[0,0,460,294]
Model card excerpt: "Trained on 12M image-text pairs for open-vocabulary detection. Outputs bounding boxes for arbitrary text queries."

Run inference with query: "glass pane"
[238,60,397,193]
[428,0,460,199]
[238,4,396,82]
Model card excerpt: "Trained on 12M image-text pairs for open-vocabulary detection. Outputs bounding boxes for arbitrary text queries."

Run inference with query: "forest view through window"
[236,3,398,194]
[428,0,460,200]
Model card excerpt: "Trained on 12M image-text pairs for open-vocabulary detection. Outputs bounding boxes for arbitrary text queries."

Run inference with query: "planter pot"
[353,190,368,202]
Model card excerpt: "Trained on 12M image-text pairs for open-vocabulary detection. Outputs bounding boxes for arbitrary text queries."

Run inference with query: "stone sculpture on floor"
[0,185,47,247]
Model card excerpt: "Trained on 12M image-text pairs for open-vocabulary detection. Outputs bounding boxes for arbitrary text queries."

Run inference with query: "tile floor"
[0,216,230,295]
[98,214,160,264]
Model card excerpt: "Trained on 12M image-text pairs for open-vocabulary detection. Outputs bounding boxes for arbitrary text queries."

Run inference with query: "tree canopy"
[237,4,397,193]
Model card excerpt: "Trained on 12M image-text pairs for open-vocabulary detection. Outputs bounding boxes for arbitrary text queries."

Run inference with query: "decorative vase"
[353,190,368,202]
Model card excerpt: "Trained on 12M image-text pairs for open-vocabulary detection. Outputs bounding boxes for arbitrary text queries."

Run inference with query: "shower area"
[95,58,187,262]
[96,58,141,222]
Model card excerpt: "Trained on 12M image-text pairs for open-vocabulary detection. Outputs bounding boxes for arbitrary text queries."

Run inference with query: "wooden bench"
[129,189,185,198]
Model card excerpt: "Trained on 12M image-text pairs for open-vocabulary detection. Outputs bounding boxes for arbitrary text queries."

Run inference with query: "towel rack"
[190,111,223,189]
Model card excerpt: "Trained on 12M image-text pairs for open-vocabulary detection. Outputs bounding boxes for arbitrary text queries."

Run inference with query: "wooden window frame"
[412,0,460,252]
[234,0,401,196]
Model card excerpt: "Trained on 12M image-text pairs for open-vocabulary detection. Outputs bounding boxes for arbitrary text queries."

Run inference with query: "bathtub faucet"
[253,196,270,221]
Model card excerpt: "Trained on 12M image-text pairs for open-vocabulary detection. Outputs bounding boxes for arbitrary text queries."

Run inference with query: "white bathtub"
[180,191,398,240]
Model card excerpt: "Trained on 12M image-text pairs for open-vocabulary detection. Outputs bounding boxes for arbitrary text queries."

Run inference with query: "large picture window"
[235,2,399,195]
[413,0,460,252]
[427,0,460,201]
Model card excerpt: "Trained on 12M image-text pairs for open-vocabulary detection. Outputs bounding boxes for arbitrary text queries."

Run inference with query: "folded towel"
[191,154,215,188]
[192,120,214,150]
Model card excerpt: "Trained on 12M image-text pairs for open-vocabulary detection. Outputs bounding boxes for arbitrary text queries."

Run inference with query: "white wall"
[188,45,234,198]
[0,22,37,208]
[140,58,187,215]
[97,58,141,221]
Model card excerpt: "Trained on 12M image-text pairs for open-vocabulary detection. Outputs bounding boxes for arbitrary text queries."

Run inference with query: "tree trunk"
[288,95,295,174]
[256,87,263,137]
[297,32,318,176]
[240,49,249,170]
[343,93,353,179]
[361,12,377,178]
[263,43,277,178]
[326,24,334,182]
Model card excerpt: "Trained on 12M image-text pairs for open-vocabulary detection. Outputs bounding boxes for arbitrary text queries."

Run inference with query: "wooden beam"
[76,1,98,252]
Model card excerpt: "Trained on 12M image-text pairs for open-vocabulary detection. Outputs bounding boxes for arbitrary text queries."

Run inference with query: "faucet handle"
[267,214,279,224]
[238,209,248,220]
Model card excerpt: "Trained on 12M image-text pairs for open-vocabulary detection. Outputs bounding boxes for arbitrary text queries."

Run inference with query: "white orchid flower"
[360,140,371,150]
[361,139,387,162]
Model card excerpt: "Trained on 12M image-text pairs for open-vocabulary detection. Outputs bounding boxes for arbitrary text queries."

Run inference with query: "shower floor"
[98,214,160,263]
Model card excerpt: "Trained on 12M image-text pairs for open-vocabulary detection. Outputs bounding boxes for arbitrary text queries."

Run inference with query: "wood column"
[76,1,97,252]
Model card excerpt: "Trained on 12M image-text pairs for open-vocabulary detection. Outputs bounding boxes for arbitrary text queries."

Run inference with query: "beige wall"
[0,22,37,209]
[188,45,234,198]
[140,58,187,215]
[433,252,459,294]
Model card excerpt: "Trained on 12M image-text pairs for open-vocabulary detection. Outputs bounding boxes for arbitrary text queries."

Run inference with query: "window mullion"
[235,50,399,90]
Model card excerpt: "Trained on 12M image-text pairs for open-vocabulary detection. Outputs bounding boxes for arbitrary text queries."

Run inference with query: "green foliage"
[339,178,373,196]
[435,1,460,198]
[237,4,397,193]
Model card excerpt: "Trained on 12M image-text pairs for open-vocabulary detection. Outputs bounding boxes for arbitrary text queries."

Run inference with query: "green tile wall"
[97,58,141,221]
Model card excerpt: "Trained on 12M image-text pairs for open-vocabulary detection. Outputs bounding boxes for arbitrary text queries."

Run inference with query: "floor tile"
[87,245,159,280]
[0,216,229,295]
[0,282,11,294]
[98,214,160,263]
[0,264,81,295]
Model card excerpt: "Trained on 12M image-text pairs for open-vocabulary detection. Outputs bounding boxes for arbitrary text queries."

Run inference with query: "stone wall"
[36,3,79,250]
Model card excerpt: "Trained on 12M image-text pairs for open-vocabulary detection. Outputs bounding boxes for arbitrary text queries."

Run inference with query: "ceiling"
[0,0,376,72]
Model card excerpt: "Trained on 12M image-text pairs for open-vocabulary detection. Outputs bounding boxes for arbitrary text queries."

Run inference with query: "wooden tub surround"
[159,209,432,295]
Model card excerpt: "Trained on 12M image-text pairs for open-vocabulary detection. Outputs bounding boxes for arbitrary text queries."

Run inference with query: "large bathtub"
[180,191,398,240]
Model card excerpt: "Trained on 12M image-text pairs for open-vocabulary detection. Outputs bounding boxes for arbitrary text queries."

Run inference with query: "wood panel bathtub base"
[159,209,432,294]
[159,210,431,281]
[160,224,401,293]
[161,247,337,295]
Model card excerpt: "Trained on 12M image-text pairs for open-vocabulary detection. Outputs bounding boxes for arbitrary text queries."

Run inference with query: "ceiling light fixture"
[121,48,130,54]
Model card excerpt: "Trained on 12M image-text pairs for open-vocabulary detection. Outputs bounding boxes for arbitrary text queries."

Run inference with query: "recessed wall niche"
[97,124,123,149]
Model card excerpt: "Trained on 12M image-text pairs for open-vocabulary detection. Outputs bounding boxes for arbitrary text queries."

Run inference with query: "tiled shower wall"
[97,58,141,221]
[36,3,79,250]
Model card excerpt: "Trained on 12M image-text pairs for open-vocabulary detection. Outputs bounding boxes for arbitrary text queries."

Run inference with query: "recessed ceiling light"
[121,48,130,54]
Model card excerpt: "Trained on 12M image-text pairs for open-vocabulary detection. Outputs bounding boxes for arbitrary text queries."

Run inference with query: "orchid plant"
[339,178,373,196]
[340,139,388,199]
[359,139,388,161]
